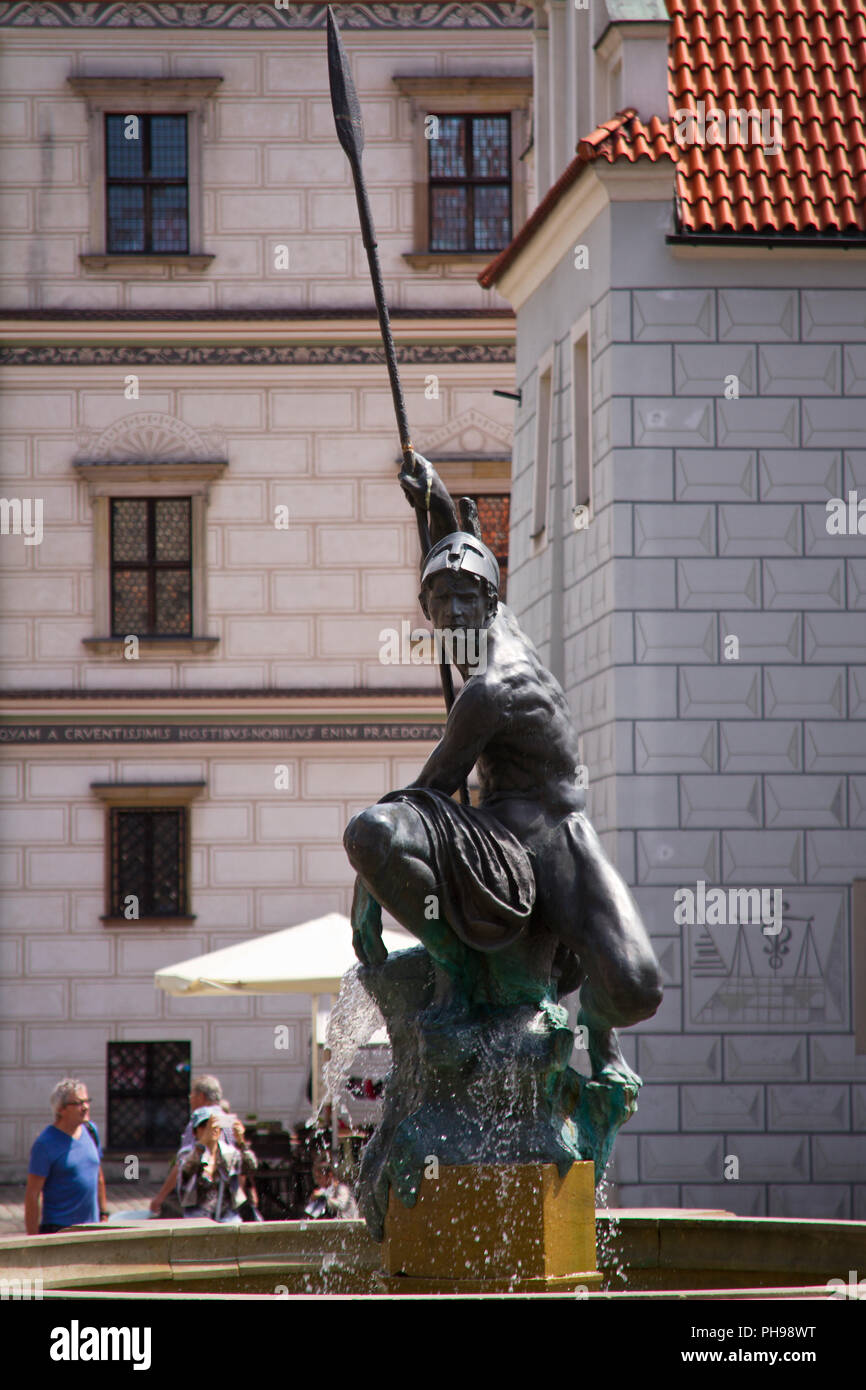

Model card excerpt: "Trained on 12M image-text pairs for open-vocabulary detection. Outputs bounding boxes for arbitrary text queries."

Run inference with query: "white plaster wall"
[0,742,434,1179]
[0,11,530,1177]
[0,25,530,311]
[507,191,866,1218]
[0,362,516,692]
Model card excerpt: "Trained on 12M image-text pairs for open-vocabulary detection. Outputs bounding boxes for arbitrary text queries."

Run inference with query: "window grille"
[107,1041,191,1150]
[109,807,187,918]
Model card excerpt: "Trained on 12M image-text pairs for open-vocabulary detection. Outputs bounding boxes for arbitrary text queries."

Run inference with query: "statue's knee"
[604,960,663,1027]
[621,964,663,1025]
[636,972,664,1022]
[343,807,392,874]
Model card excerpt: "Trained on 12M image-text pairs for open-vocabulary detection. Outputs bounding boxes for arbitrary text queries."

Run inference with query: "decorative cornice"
[393,74,532,109]
[91,780,207,803]
[0,343,515,366]
[68,75,222,99]
[0,2,533,30]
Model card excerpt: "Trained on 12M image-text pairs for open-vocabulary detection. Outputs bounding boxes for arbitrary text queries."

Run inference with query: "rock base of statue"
[356,945,640,1245]
[380,1161,601,1293]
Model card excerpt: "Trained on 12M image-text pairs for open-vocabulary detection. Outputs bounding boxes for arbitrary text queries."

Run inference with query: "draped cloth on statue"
[379,787,535,951]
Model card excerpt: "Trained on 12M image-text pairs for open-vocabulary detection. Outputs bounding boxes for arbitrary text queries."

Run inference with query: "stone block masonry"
[511,268,866,1214]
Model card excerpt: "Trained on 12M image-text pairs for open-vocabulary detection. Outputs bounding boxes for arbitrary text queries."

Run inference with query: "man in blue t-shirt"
[25,1079,108,1234]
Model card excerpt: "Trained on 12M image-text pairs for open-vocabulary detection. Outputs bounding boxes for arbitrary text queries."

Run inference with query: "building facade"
[0,0,533,1178]
[483,0,866,1216]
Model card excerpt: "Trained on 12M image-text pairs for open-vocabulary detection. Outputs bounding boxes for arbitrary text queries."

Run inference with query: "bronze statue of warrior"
[327,7,661,1238]
[344,453,662,1236]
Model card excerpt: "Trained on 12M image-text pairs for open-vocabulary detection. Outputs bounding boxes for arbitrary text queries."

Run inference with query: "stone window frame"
[76,459,226,655]
[67,75,221,272]
[392,75,532,269]
[91,781,206,929]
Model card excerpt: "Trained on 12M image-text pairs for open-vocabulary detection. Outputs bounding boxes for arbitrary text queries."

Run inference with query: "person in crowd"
[176,1108,257,1223]
[150,1073,236,1216]
[304,1153,359,1221]
[219,1097,262,1220]
[25,1079,108,1234]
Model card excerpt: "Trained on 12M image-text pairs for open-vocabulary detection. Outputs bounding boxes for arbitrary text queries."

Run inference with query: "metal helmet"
[419,531,500,595]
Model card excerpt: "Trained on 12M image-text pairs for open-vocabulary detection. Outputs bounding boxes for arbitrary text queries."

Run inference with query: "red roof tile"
[671,0,866,236]
[480,0,866,287]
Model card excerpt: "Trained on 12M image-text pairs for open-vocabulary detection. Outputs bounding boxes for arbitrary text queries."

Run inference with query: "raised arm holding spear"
[327,6,474,805]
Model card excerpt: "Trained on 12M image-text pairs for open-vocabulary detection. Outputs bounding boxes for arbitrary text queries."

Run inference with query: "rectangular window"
[571,330,592,523]
[105,113,188,254]
[107,1041,191,1150]
[473,493,510,599]
[532,356,554,538]
[110,807,187,919]
[110,497,192,637]
[429,114,511,252]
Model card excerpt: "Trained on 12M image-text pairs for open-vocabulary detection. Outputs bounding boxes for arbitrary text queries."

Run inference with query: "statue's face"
[421,570,494,633]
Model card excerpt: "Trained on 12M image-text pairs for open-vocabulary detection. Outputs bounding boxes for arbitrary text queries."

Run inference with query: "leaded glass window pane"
[106,118,144,179]
[472,117,510,178]
[151,186,188,254]
[430,186,469,251]
[150,811,184,915]
[107,185,146,253]
[113,809,149,911]
[429,116,467,179]
[474,184,511,251]
[155,570,191,634]
[150,116,188,179]
[112,571,149,635]
[154,499,191,561]
[111,500,149,561]
[428,113,511,253]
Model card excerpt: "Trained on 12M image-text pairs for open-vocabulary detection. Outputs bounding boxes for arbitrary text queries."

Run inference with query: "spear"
[327,5,470,803]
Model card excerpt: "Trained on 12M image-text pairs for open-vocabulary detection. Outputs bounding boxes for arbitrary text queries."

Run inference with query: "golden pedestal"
[381,1161,601,1294]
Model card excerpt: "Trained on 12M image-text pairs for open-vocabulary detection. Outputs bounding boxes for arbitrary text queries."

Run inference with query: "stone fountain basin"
[1,1210,864,1298]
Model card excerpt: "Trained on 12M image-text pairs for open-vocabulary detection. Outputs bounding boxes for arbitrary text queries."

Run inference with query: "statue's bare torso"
[411,604,584,853]
[462,605,582,810]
